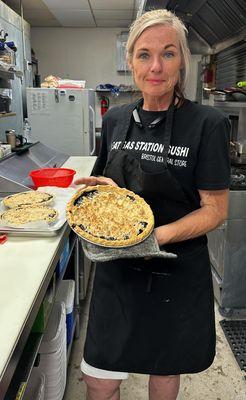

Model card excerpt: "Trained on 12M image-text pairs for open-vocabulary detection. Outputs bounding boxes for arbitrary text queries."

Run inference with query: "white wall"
[31,27,135,127]
[31,27,201,127]
[31,27,132,88]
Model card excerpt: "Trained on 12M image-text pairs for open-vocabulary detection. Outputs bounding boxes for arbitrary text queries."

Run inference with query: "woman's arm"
[154,189,229,246]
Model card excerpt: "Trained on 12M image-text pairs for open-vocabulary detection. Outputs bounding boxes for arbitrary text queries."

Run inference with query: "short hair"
[126,9,191,96]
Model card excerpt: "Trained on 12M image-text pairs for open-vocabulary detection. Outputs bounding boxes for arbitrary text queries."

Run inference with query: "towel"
[81,232,177,262]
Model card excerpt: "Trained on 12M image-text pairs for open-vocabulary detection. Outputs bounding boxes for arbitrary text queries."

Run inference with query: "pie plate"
[66,185,155,248]
[70,224,154,248]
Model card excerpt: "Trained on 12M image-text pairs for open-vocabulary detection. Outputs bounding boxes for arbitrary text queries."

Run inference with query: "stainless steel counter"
[0,156,96,398]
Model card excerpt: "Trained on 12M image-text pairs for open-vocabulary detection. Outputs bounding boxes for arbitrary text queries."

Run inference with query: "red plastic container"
[29,168,76,188]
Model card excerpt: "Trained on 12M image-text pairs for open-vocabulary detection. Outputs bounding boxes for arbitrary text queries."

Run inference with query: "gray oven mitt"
[81,232,177,262]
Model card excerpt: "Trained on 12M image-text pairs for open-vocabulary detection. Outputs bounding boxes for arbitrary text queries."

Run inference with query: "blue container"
[56,240,70,279]
[56,280,75,345]
[66,309,74,345]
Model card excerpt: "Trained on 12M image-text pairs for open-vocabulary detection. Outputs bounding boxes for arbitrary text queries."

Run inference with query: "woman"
[75,9,230,400]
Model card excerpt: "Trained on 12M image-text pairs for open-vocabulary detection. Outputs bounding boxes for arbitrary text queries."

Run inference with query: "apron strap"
[162,104,175,168]
[117,99,143,149]
[117,97,175,168]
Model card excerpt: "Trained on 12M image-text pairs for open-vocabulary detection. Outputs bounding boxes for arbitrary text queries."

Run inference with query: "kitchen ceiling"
[3,0,246,54]
[3,0,139,27]
[144,0,246,52]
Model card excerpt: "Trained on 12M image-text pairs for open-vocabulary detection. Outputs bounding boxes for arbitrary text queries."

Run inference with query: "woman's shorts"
[81,358,129,380]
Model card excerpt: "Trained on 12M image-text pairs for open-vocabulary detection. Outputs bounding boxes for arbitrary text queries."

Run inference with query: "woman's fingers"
[97,176,118,187]
[74,176,98,186]
[74,176,118,187]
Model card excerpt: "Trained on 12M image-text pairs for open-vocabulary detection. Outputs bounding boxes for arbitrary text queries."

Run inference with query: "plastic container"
[23,370,45,400]
[39,302,66,354]
[56,239,70,279]
[56,280,75,345]
[36,302,67,400]
[29,168,76,188]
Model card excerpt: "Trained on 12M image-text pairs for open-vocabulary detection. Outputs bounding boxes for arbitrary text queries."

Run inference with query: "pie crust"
[66,185,154,247]
[0,205,58,225]
[3,191,54,208]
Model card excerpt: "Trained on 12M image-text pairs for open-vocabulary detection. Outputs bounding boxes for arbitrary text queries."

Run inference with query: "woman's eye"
[138,52,149,59]
[164,51,175,59]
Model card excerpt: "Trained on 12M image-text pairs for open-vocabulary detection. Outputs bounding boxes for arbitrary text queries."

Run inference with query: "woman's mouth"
[146,79,164,84]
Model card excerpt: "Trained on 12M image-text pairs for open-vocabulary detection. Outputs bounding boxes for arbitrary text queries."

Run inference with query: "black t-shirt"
[93,99,230,210]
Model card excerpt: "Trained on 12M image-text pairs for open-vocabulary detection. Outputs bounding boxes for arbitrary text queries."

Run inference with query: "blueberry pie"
[66,185,154,247]
[1,205,58,225]
[3,191,54,208]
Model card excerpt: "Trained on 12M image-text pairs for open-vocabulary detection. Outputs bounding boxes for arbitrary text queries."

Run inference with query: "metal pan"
[69,223,154,248]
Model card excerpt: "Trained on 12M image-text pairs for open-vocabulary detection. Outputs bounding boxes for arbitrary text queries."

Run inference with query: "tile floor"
[63,270,246,400]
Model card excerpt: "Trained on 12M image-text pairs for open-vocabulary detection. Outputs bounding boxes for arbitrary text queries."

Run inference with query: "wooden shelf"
[0,112,16,118]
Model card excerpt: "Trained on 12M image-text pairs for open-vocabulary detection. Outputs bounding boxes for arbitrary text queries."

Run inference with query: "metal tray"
[0,224,65,237]
[0,187,75,237]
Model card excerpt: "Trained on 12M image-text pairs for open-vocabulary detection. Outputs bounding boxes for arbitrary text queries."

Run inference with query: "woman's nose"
[150,56,163,72]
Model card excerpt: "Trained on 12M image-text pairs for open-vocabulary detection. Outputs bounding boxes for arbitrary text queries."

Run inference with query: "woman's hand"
[154,227,164,246]
[74,175,118,187]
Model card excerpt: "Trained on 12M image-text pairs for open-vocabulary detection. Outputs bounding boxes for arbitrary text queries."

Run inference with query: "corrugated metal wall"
[215,41,246,89]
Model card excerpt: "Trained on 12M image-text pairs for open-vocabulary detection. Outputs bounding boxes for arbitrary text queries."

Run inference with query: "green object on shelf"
[32,274,56,333]
[237,82,246,88]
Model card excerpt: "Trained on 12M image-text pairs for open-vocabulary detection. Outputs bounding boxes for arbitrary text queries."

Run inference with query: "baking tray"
[0,221,64,237]
[0,187,76,237]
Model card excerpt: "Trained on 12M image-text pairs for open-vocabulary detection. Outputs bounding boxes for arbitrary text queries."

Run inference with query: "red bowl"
[29,168,76,188]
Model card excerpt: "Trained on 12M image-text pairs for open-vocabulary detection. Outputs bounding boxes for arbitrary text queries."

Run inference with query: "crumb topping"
[3,191,54,208]
[1,205,58,225]
[66,185,154,247]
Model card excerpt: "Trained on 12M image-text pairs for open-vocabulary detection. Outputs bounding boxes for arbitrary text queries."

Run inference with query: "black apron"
[84,101,216,375]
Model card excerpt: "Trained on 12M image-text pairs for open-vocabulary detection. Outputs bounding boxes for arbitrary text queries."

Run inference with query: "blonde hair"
[126,9,191,97]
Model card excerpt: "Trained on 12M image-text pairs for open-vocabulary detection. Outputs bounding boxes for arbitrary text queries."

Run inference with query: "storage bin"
[23,370,45,400]
[32,273,56,333]
[56,239,70,279]
[56,280,75,345]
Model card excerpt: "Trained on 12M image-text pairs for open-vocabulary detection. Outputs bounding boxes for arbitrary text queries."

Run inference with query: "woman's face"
[129,25,182,100]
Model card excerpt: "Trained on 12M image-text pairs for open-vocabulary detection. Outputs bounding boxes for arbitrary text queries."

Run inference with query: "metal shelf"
[0,68,14,80]
[0,112,16,118]
[3,333,43,400]
[214,101,246,108]
[56,233,77,287]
